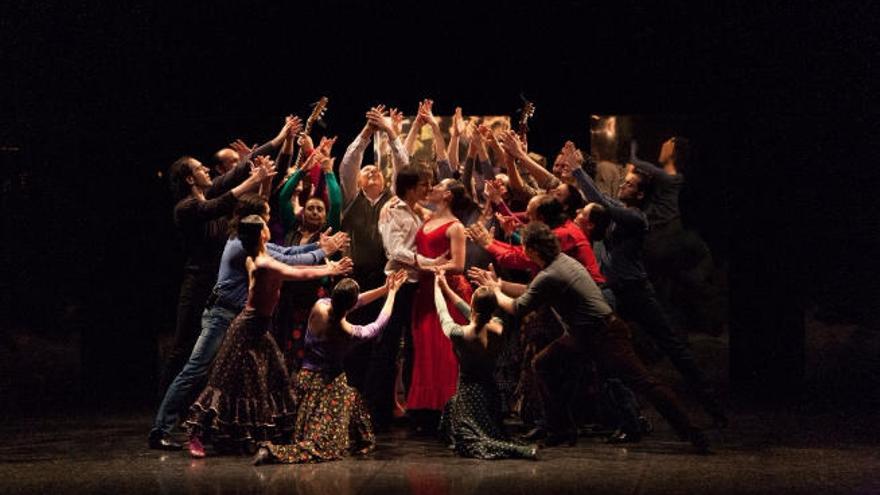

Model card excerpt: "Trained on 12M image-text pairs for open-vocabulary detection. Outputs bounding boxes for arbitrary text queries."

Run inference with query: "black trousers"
[611,279,722,413]
[363,281,418,430]
[532,315,695,438]
[158,269,215,396]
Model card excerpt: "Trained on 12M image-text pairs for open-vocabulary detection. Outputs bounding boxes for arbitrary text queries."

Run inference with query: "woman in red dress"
[406,178,473,433]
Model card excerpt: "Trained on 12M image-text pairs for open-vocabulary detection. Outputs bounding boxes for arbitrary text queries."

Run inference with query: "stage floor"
[0,408,877,494]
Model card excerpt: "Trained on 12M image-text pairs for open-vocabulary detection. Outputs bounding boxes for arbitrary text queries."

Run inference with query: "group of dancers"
[149,99,725,465]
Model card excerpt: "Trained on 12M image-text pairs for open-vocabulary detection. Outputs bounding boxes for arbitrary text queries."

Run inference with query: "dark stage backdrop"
[1,1,875,411]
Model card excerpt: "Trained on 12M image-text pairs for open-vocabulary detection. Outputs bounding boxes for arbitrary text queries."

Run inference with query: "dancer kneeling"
[434,269,538,460]
[185,215,353,457]
[254,269,408,465]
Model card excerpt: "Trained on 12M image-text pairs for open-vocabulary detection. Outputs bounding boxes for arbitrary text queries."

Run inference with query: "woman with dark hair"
[253,270,407,465]
[433,270,538,460]
[274,145,346,371]
[406,178,472,433]
[185,215,353,458]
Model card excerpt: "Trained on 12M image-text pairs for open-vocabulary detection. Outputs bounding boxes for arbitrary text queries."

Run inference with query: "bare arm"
[429,222,466,273]
[403,103,425,157]
[346,271,406,340]
[270,256,353,282]
[421,100,448,162]
[355,270,405,309]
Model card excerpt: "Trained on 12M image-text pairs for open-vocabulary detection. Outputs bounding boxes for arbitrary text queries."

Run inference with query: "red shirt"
[485,220,606,284]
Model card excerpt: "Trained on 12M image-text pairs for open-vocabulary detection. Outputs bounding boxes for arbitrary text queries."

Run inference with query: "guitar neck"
[293,121,316,167]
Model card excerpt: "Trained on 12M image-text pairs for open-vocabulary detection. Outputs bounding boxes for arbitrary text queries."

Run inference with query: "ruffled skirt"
[185,309,296,453]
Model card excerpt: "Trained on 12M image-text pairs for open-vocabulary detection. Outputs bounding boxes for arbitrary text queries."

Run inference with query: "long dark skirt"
[263,368,375,463]
[185,309,296,453]
[445,376,535,460]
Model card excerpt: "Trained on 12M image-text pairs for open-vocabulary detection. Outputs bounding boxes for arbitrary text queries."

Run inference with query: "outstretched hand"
[250,155,277,182]
[230,139,254,157]
[495,213,520,236]
[301,149,323,173]
[385,269,407,293]
[465,223,493,249]
[432,267,450,291]
[467,263,499,290]
[329,257,354,276]
[319,228,349,256]
[287,116,304,139]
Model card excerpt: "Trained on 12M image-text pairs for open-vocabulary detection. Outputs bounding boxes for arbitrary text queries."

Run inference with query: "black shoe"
[252,447,272,466]
[521,426,548,441]
[543,431,577,447]
[606,429,642,444]
[687,428,711,455]
[148,432,183,451]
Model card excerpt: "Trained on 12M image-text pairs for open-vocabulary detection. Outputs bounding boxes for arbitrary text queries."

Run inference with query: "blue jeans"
[151,305,237,436]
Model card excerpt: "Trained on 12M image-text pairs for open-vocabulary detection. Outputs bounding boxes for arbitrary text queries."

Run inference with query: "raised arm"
[277,166,305,232]
[347,270,406,340]
[435,268,470,318]
[271,118,302,193]
[322,157,342,232]
[403,101,427,157]
[433,273,466,339]
[354,270,404,309]
[447,107,465,175]
[385,107,410,173]
[208,116,296,198]
[629,140,673,182]
[339,121,373,205]
[419,99,448,162]
[500,130,559,190]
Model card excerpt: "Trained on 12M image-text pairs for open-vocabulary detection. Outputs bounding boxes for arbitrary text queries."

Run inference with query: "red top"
[486,220,606,284]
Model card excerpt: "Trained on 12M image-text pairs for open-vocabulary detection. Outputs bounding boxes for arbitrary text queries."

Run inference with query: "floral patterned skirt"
[444,376,535,460]
[264,368,375,463]
[185,309,297,454]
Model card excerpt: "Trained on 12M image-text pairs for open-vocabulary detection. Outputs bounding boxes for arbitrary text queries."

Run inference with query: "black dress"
[436,295,535,460]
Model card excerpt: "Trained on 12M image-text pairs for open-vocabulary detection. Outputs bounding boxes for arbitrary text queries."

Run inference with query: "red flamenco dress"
[407,220,473,411]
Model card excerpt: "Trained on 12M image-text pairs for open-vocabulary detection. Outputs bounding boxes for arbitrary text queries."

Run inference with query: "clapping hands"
[417,99,437,128]
[499,130,528,161]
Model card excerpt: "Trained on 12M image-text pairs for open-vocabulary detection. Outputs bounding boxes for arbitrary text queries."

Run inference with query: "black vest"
[341,189,392,289]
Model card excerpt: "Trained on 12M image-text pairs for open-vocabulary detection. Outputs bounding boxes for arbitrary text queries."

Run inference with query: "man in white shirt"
[366,165,445,430]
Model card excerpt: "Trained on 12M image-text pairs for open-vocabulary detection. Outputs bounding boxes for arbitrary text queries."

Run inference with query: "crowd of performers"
[148,99,726,464]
